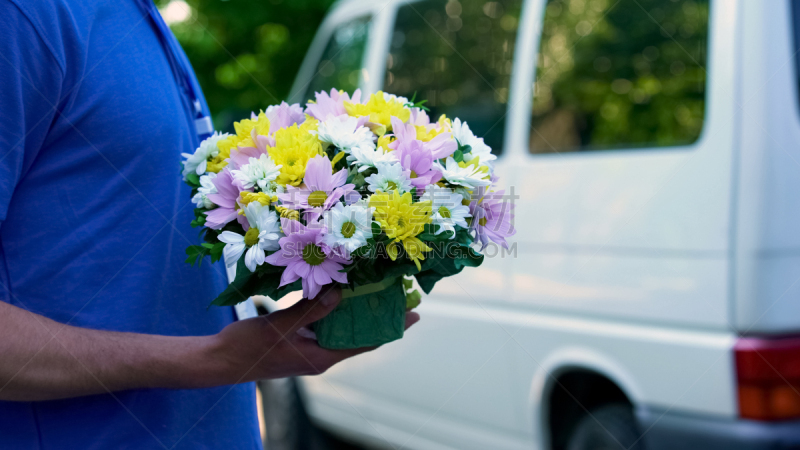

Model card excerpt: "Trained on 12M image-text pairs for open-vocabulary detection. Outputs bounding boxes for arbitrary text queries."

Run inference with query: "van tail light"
[735,336,800,421]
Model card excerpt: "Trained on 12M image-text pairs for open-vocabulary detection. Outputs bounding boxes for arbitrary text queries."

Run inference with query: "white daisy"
[365,162,414,194]
[452,185,473,203]
[347,144,398,172]
[231,154,282,191]
[181,132,231,179]
[218,202,282,272]
[435,157,491,190]
[451,118,496,167]
[314,115,375,152]
[191,173,218,209]
[322,202,374,254]
[384,92,410,105]
[420,185,471,236]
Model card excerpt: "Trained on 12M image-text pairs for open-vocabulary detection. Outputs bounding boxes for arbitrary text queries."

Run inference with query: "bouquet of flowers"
[182,89,515,349]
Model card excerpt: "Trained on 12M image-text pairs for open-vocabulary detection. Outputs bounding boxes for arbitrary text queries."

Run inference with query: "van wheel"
[259,378,313,450]
[565,404,644,450]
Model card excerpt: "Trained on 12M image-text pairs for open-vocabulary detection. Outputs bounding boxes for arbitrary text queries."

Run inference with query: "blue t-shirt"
[0,1,261,449]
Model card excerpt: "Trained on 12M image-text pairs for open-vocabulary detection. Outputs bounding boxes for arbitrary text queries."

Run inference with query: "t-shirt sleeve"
[0,1,64,224]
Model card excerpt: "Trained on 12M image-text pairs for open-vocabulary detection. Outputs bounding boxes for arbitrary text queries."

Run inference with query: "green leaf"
[210,255,301,307]
[454,246,484,269]
[210,258,257,306]
[412,240,484,294]
[404,91,430,112]
[209,242,225,263]
[453,148,464,163]
[185,245,209,266]
[186,172,201,188]
[406,289,422,309]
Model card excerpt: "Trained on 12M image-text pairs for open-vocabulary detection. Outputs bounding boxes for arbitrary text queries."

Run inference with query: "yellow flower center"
[240,191,274,206]
[341,221,356,238]
[438,206,451,219]
[410,171,418,179]
[386,181,398,191]
[302,243,325,266]
[244,228,260,247]
[308,190,328,207]
[479,217,488,227]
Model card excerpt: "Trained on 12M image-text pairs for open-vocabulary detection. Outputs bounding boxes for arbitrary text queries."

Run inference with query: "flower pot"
[312,277,406,350]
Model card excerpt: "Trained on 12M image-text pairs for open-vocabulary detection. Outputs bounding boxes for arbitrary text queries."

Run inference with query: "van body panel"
[734,0,800,333]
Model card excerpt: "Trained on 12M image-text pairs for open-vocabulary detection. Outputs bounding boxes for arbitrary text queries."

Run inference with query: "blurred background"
[156,0,336,130]
[156,1,800,449]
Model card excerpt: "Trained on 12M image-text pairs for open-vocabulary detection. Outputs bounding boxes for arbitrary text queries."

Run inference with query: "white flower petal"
[223,242,246,268]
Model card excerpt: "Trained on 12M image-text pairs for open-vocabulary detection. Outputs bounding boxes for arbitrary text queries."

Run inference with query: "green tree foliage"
[157,0,336,131]
[531,0,709,153]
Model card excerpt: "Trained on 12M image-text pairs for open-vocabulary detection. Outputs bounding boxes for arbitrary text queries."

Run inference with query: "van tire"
[565,404,644,450]
[259,378,313,450]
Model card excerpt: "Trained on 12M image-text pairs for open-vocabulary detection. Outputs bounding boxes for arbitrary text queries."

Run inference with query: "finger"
[268,286,341,336]
[300,311,421,371]
[404,311,420,330]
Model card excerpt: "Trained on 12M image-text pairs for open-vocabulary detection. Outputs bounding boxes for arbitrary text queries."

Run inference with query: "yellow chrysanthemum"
[206,138,233,173]
[269,123,323,186]
[377,134,395,150]
[275,206,300,221]
[206,112,271,173]
[239,191,276,207]
[344,91,411,132]
[369,190,433,270]
[415,115,451,142]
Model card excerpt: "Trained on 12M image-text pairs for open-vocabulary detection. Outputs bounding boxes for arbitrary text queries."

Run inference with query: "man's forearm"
[0,288,401,402]
[0,300,222,401]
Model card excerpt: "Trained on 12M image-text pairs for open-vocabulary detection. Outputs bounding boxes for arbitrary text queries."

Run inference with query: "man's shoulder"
[0,0,125,75]
[0,0,80,73]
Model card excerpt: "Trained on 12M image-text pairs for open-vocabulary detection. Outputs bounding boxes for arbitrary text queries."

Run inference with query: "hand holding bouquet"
[183,89,515,349]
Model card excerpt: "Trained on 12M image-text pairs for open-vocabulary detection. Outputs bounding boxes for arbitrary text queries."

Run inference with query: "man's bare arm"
[0,290,420,401]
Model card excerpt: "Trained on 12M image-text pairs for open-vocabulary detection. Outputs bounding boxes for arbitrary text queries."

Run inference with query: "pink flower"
[265,219,350,298]
[305,88,362,121]
[469,186,516,250]
[205,168,248,229]
[394,140,441,190]
[408,107,431,126]
[389,116,456,160]
[278,156,355,214]
[265,102,306,133]
[228,145,265,171]
[389,117,442,190]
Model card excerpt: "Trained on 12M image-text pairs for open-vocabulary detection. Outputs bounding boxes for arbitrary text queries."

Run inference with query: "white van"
[259,0,800,449]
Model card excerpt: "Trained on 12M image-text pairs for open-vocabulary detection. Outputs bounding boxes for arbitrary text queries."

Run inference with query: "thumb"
[269,286,342,336]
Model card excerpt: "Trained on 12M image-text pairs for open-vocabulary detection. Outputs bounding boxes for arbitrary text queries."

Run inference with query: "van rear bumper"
[636,407,800,449]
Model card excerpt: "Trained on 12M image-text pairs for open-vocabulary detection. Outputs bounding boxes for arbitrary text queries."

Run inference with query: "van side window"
[530,0,709,154]
[384,0,522,155]
[303,16,371,102]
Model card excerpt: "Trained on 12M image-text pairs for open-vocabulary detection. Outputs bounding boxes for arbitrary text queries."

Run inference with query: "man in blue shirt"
[0,1,418,448]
